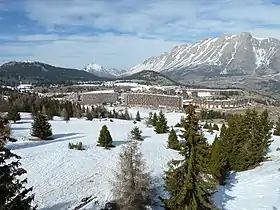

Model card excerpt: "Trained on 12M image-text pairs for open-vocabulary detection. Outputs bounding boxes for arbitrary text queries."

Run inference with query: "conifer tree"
[209,135,230,185]
[0,123,36,209]
[97,125,114,148]
[152,112,158,127]
[208,126,214,135]
[162,104,215,209]
[167,127,180,150]
[212,123,219,131]
[31,112,52,140]
[220,123,227,139]
[135,111,141,122]
[86,110,93,121]
[6,106,21,123]
[259,109,273,151]
[130,126,143,141]
[145,112,153,126]
[155,111,168,134]
[61,108,70,122]
[124,108,130,120]
[112,141,154,209]
[203,121,210,129]
[274,117,280,136]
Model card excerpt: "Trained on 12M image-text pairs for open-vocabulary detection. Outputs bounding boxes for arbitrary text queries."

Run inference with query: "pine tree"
[167,127,180,150]
[6,107,21,123]
[207,125,214,135]
[31,112,52,140]
[220,123,227,139]
[212,123,219,131]
[60,108,70,122]
[152,113,158,127]
[135,111,141,122]
[112,141,155,209]
[145,112,153,126]
[161,104,215,209]
[130,126,143,141]
[209,135,230,185]
[124,108,130,120]
[155,111,168,134]
[97,125,114,148]
[203,121,210,129]
[259,109,273,151]
[86,110,93,121]
[0,123,36,209]
[274,117,280,136]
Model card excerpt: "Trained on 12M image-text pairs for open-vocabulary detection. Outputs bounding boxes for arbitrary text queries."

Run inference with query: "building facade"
[80,92,119,105]
[123,93,183,109]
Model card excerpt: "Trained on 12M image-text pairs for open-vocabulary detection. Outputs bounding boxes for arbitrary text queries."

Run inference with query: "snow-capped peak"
[84,62,128,78]
[84,63,106,73]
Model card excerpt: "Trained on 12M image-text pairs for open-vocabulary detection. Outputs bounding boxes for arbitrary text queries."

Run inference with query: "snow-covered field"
[5,108,280,210]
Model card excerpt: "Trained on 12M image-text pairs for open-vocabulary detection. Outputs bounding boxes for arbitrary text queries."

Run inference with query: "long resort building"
[123,93,183,109]
[80,90,119,105]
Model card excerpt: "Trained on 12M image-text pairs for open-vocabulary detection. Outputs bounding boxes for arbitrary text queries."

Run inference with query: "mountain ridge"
[129,32,280,96]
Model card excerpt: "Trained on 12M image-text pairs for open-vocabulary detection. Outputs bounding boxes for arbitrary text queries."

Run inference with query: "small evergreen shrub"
[212,123,219,131]
[68,142,84,150]
[174,123,182,127]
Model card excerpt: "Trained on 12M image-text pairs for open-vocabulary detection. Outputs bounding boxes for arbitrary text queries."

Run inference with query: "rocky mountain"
[84,62,126,78]
[130,32,280,96]
[0,61,105,85]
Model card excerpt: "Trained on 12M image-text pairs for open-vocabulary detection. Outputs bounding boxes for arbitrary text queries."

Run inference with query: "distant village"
[2,80,270,113]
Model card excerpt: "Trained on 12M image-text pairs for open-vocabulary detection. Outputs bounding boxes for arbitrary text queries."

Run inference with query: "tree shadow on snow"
[51,133,81,139]
[7,133,84,150]
[214,172,237,210]
[39,201,72,210]
[142,135,151,140]
[12,127,29,131]
[113,140,128,146]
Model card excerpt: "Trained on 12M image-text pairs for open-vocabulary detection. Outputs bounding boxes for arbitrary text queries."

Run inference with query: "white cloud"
[0,33,178,69]
[1,0,280,69]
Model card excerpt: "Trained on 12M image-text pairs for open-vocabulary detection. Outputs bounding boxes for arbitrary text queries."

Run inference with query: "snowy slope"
[214,135,280,210]
[130,52,169,74]
[130,32,280,76]
[6,109,280,210]
[7,110,185,209]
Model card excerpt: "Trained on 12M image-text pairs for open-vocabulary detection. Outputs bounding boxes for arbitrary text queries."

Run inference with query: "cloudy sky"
[0,0,280,69]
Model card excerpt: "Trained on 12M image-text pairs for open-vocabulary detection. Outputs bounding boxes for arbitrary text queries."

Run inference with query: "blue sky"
[0,0,280,69]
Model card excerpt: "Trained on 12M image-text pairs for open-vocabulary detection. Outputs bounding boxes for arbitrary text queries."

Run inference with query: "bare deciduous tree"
[112,140,155,210]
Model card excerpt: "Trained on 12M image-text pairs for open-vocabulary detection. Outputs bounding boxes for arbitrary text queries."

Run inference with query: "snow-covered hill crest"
[130,32,280,76]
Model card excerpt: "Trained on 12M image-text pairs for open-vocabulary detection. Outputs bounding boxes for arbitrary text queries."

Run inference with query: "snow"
[80,89,115,94]
[129,32,277,75]
[7,110,184,209]
[6,110,280,210]
[84,63,103,72]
